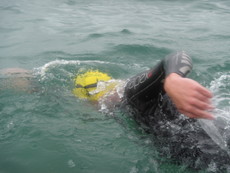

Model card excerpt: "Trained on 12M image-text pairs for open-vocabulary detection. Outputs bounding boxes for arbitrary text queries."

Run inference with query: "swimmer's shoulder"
[0,68,32,78]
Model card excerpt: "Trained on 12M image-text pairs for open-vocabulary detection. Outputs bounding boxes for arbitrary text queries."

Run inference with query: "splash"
[198,119,228,152]
[198,72,230,155]
[210,72,230,119]
[33,59,120,80]
[98,80,126,115]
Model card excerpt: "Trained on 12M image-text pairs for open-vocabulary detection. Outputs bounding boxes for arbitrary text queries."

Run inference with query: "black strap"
[76,83,97,89]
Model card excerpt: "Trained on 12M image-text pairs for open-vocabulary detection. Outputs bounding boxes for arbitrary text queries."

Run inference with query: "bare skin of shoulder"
[0,68,32,77]
[0,68,32,91]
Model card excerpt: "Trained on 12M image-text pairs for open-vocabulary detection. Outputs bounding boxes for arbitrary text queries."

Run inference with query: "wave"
[0,5,23,14]
[86,29,133,41]
[35,59,120,69]
[33,59,130,83]
[112,44,171,59]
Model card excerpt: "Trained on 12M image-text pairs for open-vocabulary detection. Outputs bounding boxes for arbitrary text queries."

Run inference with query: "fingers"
[165,76,215,120]
[191,98,214,110]
[180,109,215,120]
[192,108,214,120]
[180,98,215,120]
[195,91,212,103]
[192,84,214,110]
[179,96,215,120]
[196,84,213,98]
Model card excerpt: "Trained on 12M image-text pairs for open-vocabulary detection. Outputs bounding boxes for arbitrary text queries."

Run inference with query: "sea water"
[0,0,230,172]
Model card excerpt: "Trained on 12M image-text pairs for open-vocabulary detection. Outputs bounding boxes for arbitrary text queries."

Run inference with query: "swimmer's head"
[72,70,115,101]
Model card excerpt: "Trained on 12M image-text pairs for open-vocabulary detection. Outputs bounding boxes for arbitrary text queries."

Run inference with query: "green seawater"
[0,0,230,172]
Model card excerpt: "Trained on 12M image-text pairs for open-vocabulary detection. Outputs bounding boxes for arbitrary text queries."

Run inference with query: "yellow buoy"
[72,70,117,101]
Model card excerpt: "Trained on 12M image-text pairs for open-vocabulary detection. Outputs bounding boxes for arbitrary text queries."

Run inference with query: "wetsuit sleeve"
[124,51,193,104]
[163,51,193,77]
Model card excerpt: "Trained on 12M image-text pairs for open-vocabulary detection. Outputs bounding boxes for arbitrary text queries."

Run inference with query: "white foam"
[98,80,126,114]
[199,72,230,155]
[33,59,121,80]
[209,72,230,119]
[67,159,76,168]
[210,72,230,93]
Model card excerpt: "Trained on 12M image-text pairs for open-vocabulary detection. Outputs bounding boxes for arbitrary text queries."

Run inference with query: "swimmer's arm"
[164,73,214,120]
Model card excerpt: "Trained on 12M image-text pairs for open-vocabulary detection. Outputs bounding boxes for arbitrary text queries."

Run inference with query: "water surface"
[0,0,230,172]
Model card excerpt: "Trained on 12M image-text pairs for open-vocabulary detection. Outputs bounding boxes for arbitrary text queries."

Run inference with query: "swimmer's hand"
[164,73,214,120]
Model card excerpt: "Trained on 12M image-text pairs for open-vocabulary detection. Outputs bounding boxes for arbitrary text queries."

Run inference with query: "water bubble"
[7,121,14,129]
[67,159,76,168]
[130,166,138,173]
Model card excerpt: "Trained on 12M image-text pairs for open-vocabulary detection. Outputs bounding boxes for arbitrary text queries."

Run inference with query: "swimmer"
[73,51,214,120]
[2,52,229,171]
[73,52,230,171]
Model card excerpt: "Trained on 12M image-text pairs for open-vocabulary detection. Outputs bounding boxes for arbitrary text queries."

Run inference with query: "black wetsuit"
[123,52,230,172]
